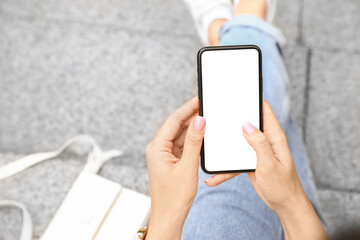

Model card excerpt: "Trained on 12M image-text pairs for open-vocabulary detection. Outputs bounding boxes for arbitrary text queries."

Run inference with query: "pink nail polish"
[242,122,256,135]
[194,116,205,131]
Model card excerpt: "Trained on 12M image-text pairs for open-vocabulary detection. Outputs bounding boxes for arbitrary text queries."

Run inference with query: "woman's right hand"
[205,100,328,240]
[204,100,305,211]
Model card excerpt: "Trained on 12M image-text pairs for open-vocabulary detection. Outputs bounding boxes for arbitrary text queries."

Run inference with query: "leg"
[209,0,266,45]
[216,8,323,224]
[218,16,289,127]
[182,1,324,239]
[183,2,285,239]
[217,4,322,215]
[209,19,227,45]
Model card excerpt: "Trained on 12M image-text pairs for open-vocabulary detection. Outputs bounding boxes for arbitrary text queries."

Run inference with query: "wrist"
[274,188,328,240]
[146,206,189,240]
[274,185,311,218]
[275,190,312,220]
[272,178,309,216]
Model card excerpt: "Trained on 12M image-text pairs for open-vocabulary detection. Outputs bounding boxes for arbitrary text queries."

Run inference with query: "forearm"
[276,193,328,240]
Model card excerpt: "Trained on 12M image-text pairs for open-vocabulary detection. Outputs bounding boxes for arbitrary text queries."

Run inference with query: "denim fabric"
[181,15,323,240]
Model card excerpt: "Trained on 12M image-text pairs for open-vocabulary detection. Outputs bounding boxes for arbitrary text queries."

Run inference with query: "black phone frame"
[198,45,263,174]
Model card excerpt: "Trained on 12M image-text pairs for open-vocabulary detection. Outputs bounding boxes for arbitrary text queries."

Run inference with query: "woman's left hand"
[145,97,206,240]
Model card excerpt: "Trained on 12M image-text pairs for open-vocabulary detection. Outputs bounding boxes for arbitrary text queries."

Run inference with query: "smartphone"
[198,45,263,174]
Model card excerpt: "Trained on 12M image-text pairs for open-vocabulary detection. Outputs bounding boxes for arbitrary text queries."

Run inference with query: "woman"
[143,0,328,239]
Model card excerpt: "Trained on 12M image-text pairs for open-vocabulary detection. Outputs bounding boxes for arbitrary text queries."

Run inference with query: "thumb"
[242,122,275,169]
[180,116,206,168]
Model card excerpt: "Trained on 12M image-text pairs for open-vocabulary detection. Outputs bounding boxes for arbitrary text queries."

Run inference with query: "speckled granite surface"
[1,0,360,239]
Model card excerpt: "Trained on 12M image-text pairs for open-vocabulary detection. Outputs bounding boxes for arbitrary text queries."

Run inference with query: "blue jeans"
[181,15,324,239]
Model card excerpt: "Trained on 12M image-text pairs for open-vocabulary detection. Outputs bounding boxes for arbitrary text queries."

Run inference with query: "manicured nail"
[242,122,256,135]
[194,116,206,131]
[204,176,213,184]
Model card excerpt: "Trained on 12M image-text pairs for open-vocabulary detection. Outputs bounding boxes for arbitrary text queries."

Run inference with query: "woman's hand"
[204,100,327,240]
[145,97,205,240]
[205,100,304,211]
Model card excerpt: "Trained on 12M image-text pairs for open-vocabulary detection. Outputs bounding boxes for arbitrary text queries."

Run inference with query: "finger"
[262,100,291,161]
[247,172,256,185]
[173,113,200,158]
[173,127,187,149]
[173,112,199,147]
[183,112,199,127]
[156,97,199,142]
[173,146,183,159]
[242,122,276,169]
[204,173,241,187]
[180,116,206,169]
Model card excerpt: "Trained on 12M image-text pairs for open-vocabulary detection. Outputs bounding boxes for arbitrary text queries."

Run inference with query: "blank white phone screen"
[201,48,260,172]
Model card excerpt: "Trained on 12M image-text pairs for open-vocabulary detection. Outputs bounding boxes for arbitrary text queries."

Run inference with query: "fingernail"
[194,116,206,131]
[204,176,212,184]
[242,122,256,135]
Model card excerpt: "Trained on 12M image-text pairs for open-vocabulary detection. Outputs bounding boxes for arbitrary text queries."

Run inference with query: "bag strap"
[0,200,32,240]
[0,135,123,240]
[0,135,123,180]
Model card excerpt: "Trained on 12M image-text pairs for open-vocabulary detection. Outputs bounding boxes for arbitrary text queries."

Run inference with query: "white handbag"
[0,135,151,240]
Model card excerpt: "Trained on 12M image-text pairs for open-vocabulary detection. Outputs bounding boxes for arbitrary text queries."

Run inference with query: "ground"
[0,0,360,239]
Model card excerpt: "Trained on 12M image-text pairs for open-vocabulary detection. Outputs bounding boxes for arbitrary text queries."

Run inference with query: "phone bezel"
[197,45,263,174]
